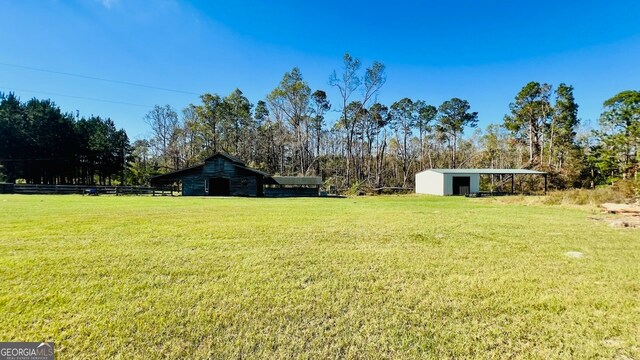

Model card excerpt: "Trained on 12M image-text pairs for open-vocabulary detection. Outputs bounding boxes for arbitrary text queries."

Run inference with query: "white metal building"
[415,169,547,196]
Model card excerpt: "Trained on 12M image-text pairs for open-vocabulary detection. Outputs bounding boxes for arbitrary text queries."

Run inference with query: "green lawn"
[0,195,638,359]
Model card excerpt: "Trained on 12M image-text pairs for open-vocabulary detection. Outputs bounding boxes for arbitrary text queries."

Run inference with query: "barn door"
[209,177,230,196]
[452,176,470,195]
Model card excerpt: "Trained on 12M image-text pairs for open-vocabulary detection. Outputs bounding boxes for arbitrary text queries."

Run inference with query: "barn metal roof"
[235,164,271,177]
[203,152,245,165]
[418,168,546,175]
[150,164,204,183]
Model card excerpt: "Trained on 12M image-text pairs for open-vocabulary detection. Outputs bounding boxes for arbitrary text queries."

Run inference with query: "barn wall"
[162,154,323,197]
[415,171,444,195]
[229,176,258,196]
[180,157,260,196]
[182,176,207,196]
[264,187,319,197]
[443,173,480,195]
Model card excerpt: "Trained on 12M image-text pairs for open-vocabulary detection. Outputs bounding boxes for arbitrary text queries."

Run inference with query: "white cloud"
[99,0,118,9]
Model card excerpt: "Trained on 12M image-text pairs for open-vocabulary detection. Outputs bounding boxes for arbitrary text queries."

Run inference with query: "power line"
[0,62,200,96]
[0,86,153,108]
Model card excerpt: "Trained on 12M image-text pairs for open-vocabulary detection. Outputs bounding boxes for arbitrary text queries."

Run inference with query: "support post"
[511,174,514,194]
[544,174,548,194]
[490,174,494,194]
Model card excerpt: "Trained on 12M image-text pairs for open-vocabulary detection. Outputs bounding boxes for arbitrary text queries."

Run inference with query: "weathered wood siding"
[181,156,261,196]
[154,153,321,197]
[264,187,319,197]
[182,176,207,196]
[228,174,259,196]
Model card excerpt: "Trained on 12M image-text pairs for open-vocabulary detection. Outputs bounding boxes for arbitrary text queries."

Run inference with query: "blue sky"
[1,0,639,139]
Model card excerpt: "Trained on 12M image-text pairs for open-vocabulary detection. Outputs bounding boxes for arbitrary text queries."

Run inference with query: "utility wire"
[0,86,153,108]
[0,62,200,96]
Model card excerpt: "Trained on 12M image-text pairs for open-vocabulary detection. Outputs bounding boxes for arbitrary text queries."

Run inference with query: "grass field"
[1,195,638,359]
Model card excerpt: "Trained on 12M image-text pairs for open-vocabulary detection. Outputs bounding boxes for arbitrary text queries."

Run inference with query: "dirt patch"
[601,202,640,215]
[608,217,640,228]
[589,216,640,229]
[565,251,584,258]
[602,338,625,348]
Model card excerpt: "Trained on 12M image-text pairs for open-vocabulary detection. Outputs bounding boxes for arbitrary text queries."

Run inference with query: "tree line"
[0,93,130,185]
[1,53,638,191]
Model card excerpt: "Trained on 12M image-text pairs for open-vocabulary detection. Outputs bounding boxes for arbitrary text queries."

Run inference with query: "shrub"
[612,178,640,199]
[542,187,628,206]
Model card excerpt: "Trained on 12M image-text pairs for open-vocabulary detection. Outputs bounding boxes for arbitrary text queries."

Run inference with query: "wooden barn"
[150,153,269,196]
[150,152,322,197]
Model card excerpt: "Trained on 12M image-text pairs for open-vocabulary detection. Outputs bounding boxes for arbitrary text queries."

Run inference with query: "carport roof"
[419,168,546,175]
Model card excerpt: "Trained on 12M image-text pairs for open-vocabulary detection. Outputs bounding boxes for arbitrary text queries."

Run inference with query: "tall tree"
[369,103,390,187]
[504,82,553,166]
[144,104,180,171]
[253,100,274,170]
[222,89,253,158]
[415,101,437,169]
[329,54,361,184]
[194,93,224,153]
[310,90,330,175]
[128,139,153,185]
[478,124,513,169]
[254,100,270,124]
[0,93,25,182]
[390,98,418,186]
[267,67,311,174]
[330,53,386,185]
[437,98,478,168]
[180,104,206,167]
[549,83,579,168]
[598,90,640,179]
[23,98,77,184]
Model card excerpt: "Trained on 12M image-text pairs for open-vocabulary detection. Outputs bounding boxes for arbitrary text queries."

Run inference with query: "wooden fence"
[0,183,173,196]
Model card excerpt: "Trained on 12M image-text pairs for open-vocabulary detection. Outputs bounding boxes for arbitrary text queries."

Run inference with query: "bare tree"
[330,53,386,185]
[310,90,330,175]
[144,104,180,171]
